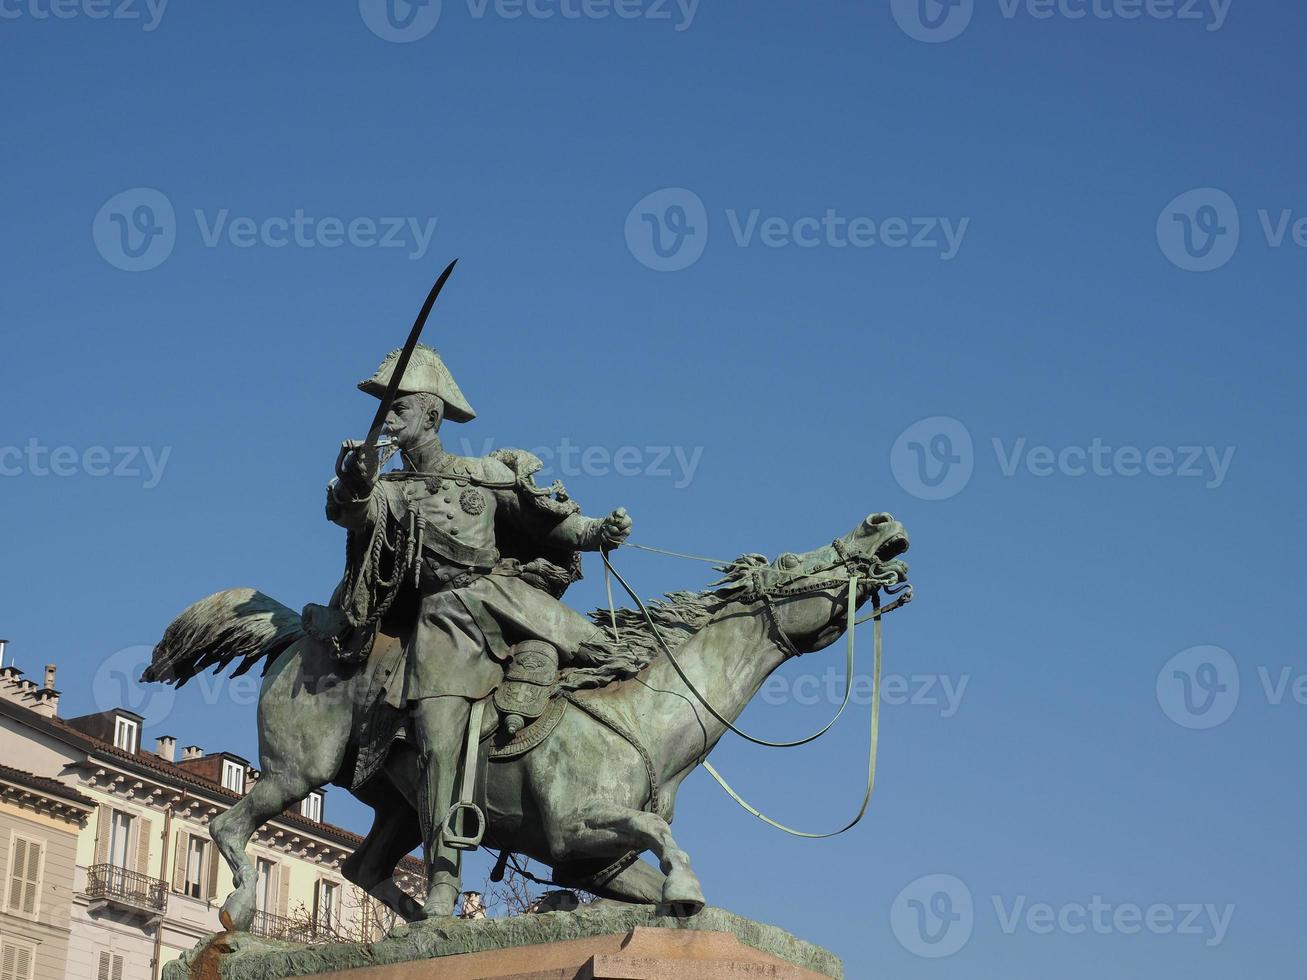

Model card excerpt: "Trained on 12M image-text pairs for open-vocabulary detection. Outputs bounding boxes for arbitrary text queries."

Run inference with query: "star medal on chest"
[459,488,486,516]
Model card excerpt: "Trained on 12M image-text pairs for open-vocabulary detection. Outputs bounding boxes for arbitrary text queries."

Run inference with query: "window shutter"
[19,840,39,914]
[94,805,112,865]
[97,952,111,980]
[135,817,152,876]
[0,944,32,980]
[206,838,220,902]
[111,956,123,980]
[171,833,187,892]
[7,839,27,911]
[277,863,290,917]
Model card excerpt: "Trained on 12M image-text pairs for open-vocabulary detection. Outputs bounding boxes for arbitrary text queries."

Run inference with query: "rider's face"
[384,394,441,449]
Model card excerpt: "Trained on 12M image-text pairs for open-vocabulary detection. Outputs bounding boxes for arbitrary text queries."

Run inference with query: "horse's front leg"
[545,805,705,916]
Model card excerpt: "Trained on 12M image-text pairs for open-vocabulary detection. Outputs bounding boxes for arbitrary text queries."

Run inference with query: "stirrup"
[440,801,486,851]
[441,697,488,851]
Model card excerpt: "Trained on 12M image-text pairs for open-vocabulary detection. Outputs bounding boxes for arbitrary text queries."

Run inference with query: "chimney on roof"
[29,665,60,719]
[156,735,177,762]
[0,640,8,667]
[181,745,203,761]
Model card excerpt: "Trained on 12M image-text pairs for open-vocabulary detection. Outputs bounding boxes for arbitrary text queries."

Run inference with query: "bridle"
[598,537,913,839]
[742,538,914,660]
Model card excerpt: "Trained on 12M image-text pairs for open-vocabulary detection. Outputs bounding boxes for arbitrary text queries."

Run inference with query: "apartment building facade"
[0,650,423,980]
[0,764,95,980]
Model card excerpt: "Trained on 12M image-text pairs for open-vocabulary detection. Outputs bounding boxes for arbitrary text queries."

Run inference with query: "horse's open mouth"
[876,534,909,562]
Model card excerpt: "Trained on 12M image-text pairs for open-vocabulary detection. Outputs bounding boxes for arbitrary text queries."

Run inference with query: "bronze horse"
[145,512,909,930]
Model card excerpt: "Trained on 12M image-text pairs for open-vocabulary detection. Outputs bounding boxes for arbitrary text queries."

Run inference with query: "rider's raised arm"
[326,442,381,531]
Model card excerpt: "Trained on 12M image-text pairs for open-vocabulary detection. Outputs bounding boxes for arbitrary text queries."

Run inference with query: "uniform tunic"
[324,449,606,708]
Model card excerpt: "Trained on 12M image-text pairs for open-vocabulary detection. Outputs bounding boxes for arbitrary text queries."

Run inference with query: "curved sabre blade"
[364,258,459,449]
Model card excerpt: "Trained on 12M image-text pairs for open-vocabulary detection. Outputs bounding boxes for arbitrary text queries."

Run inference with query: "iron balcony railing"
[249,909,327,945]
[85,863,168,913]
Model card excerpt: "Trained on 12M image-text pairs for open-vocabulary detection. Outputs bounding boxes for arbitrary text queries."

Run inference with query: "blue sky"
[2,1,1304,975]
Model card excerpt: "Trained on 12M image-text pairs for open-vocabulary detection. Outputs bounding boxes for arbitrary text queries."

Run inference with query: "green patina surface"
[167,906,843,980]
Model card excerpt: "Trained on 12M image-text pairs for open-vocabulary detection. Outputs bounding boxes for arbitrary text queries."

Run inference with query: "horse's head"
[735,512,910,655]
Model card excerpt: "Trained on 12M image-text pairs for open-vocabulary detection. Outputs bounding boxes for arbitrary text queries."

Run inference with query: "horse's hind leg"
[212,638,354,931]
[211,769,318,931]
[547,806,705,916]
[342,757,425,925]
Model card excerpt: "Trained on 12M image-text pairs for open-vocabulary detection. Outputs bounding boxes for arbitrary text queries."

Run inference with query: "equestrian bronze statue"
[143,267,912,931]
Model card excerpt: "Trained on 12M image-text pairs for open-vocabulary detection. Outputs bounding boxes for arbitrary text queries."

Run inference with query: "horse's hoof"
[664,900,705,919]
[220,892,256,933]
[661,872,705,918]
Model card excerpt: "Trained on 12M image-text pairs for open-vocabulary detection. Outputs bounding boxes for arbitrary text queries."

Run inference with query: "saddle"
[493,638,559,736]
[442,639,566,851]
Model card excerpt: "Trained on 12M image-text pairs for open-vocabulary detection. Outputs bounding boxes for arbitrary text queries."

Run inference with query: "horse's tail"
[142,588,306,687]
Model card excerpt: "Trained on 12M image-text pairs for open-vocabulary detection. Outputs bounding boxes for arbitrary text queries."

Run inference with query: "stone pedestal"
[171,907,842,980]
[310,926,829,979]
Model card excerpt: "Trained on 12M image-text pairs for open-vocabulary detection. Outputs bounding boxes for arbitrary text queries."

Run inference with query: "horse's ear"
[726,554,769,569]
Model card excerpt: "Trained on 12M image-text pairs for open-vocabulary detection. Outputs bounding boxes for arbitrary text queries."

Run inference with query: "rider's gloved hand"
[598,507,633,549]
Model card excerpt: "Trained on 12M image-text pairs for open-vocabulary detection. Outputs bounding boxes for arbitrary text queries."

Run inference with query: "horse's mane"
[557,554,766,693]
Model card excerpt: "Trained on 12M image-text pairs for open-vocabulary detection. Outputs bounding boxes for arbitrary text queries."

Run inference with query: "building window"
[108,810,134,868]
[314,879,339,932]
[221,760,246,794]
[0,941,35,980]
[255,859,275,913]
[112,716,139,753]
[96,952,123,980]
[183,836,208,899]
[299,792,322,822]
[6,837,42,916]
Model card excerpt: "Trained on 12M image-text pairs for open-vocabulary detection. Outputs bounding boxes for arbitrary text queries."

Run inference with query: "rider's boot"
[414,696,472,918]
[423,872,461,917]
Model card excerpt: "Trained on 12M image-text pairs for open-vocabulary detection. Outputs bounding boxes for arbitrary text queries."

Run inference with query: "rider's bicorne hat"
[357,343,477,423]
